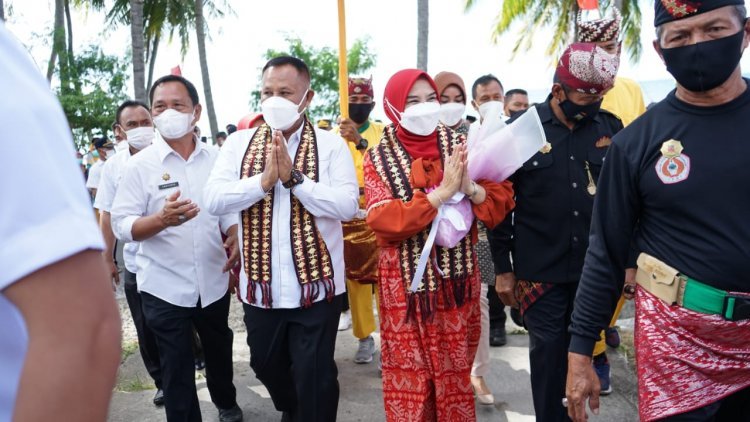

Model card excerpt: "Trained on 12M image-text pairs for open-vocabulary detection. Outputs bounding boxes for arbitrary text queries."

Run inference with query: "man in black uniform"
[566,2,750,421]
[489,43,623,422]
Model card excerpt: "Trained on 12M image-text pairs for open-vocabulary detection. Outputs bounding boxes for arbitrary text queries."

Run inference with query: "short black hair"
[149,75,200,107]
[505,89,528,102]
[471,74,504,100]
[215,131,227,139]
[262,56,311,82]
[115,100,150,126]
[226,124,237,134]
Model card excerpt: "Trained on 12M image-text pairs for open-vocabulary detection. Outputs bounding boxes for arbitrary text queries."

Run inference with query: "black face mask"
[559,96,602,123]
[661,29,745,92]
[508,109,525,120]
[349,103,373,124]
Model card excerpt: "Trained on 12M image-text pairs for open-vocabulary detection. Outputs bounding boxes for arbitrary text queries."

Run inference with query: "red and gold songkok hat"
[555,43,619,94]
[655,0,745,26]
[348,76,374,98]
[576,7,622,42]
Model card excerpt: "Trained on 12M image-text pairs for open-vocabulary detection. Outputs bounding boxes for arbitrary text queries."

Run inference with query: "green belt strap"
[682,277,726,315]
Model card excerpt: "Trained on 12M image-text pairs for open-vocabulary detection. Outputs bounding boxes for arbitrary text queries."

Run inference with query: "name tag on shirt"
[158,182,179,190]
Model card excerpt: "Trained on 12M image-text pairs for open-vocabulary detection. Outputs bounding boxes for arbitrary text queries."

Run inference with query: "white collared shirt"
[204,124,359,309]
[111,133,238,307]
[86,159,105,189]
[94,147,141,273]
[0,21,104,421]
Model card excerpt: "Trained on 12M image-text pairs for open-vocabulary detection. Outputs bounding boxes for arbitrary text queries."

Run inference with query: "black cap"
[93,137,114,149]
[655,0,744,26]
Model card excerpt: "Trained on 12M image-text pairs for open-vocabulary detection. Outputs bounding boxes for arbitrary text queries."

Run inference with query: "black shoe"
[489,326,507,347]
[152,389,164,406]
[219,405,243,422]
[510,307,524,328]
[194,357,206,371]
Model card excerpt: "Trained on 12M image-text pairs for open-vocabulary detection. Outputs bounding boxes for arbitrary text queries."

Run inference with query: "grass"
[121,340,140,363]
[617,329,636,368]
[117,376,155,393]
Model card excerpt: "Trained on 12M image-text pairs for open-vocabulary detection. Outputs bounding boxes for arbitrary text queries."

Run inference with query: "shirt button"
[573,236,579,242]
[570,155,575,161]
[572,182,578,188]
[532,160,539,166]
[573,210,579,216]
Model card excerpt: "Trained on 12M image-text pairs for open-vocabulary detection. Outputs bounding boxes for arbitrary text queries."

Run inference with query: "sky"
[4,0,750,136]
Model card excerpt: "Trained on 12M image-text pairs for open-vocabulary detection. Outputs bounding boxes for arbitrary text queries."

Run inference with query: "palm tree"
[417,0,428,71]
[194,0,218,139]
[130,0,147,102]
[464,0,642,62]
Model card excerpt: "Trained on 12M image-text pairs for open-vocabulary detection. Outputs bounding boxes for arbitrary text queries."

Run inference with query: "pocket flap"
[637,253,680,286]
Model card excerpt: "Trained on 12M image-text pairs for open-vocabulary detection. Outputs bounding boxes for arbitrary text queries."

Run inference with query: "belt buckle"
[722,293,750,321]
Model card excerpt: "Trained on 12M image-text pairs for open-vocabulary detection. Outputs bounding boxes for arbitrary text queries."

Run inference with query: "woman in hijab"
[435,70,497,405]
[364,69,514,421]
[434,71,471,135]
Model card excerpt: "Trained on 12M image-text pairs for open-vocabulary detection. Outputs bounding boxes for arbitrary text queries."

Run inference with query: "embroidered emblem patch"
[656,139,690,184]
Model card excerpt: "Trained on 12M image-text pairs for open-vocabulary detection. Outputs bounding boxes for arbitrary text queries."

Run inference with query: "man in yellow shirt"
[335,76,385,364]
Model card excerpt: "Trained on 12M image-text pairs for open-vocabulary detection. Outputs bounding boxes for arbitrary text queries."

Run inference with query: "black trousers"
[141,292,237,422]
[524,283,577,422]
[662,386,750,421]
[123,270,162,388]
[488,284,506,331]
[243,294,344,422]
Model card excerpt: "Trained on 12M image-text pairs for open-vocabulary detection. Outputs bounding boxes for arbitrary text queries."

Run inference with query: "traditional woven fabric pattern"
[635,287,750,421]
[378,247,481,422]
[367,124,475,319]
[515,280,555,317]
[240,120,334,308]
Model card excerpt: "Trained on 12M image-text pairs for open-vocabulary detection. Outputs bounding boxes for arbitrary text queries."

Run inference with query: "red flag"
[577,0,598,9]
[170,65,182,76]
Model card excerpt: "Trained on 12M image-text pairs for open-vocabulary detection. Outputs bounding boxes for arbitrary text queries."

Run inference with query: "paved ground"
[108,293,639,422]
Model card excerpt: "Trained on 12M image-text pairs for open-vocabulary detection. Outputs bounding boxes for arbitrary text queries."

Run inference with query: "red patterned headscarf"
[576,7,622,42]
[555,43,619,94]
[349,76,374,97]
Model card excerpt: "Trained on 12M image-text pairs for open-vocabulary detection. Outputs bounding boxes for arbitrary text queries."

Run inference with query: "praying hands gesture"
[427,144,486,208]
[260,130,294,191]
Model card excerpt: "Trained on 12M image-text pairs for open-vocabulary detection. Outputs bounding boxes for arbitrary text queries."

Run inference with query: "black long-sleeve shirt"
[569,82,750,356]
[489,97,624,283]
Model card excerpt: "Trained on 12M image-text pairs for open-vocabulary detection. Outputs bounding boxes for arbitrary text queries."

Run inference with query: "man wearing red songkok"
[489,43,623,422]
[567,2,750,421]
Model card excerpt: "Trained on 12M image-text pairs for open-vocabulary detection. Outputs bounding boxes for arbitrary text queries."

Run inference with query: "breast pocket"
[317,158,332,185]
[519,152,555,195]
[587,146,607,182]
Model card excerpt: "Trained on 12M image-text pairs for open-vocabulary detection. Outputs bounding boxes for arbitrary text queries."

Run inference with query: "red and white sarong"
[635,287,750,421]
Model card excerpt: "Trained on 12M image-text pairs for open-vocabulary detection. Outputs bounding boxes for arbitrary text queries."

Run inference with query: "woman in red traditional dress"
[364,69,514,421]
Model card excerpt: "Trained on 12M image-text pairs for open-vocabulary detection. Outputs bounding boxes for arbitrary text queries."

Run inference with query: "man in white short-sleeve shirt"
[93,99,165,406]
[86,136,114,197]
[0,22,121,421]
[110,75,242,422]
[204,56,358,421]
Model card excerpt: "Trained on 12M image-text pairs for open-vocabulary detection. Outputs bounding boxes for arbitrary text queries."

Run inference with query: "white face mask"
[153,108,195,140]
[114,140,129,152]
[261,89,309,131]
[439,102,465,127]
[477,100,505,121]
[101,148,115,160]
[125,126,155,150]
[387,99,441,136]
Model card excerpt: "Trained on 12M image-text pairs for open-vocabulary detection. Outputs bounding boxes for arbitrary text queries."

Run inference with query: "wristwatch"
[355,137,368,150]
[282,169,304,189]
